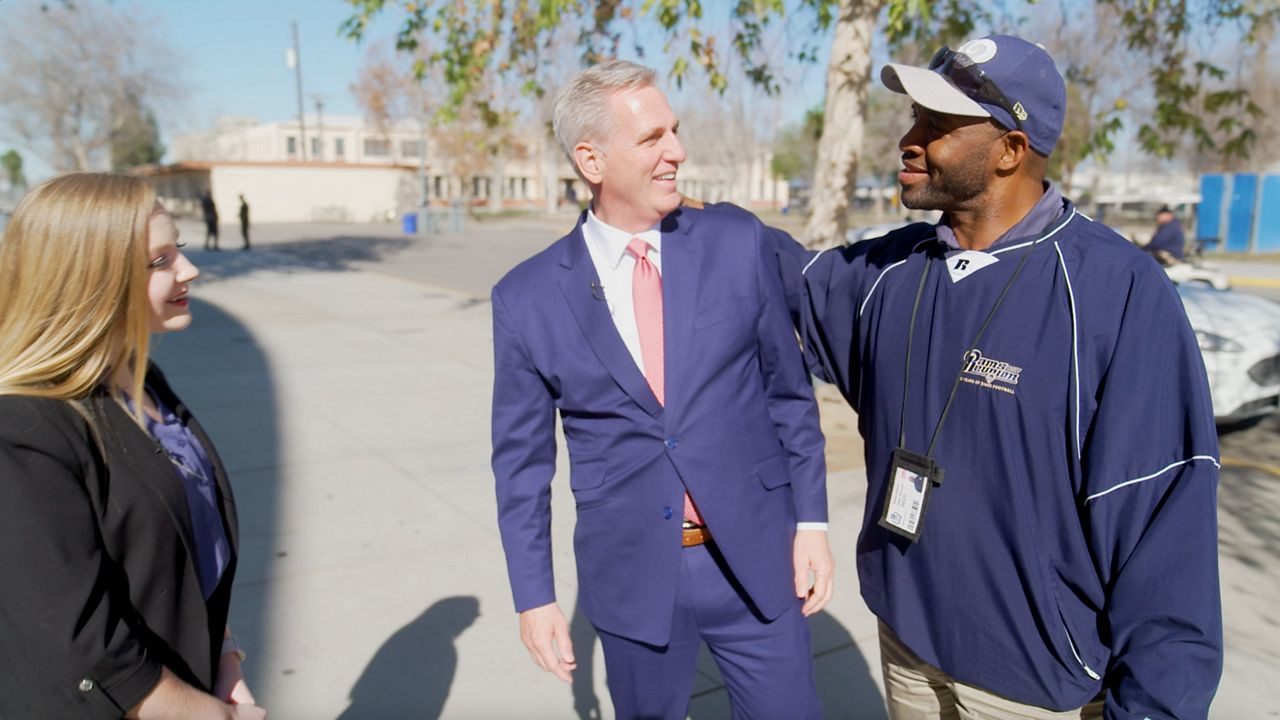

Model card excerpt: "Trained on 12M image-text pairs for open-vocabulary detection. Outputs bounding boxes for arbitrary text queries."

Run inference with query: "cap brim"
[881,63,990,119]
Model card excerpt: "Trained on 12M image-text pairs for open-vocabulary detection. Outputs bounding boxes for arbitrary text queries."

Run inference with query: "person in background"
[201,191,220,251]
[238,194,251,251]
[0,173,264,719]
[1146,205,1186,265]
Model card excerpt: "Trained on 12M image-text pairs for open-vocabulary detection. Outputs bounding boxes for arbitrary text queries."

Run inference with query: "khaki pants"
[879,621,1104,720]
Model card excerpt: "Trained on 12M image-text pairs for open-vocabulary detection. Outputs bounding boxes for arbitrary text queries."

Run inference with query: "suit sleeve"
[0,404,163,718]
[491,286,560,612]
[753,223,828,524]
[758,222,817,334]
[1078,269,1223,719]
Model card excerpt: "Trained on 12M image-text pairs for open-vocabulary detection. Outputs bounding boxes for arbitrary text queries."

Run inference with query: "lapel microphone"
[590,282,607,302]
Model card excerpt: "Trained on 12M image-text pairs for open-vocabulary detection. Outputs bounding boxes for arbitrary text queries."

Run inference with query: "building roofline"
[130,160,425,176]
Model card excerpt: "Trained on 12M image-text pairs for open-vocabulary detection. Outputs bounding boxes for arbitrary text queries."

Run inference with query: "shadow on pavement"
[336,596,481,720]
[188,235,414,283]
[570,603,605,719]
[151,297,280,700]
[807,611,887,720]
[1217,414,1280,576]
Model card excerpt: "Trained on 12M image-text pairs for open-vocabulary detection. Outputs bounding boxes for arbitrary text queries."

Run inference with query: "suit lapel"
[660,210,701,414]
[147,367,239,558]
[99,394,203,573]
[558,224,664,418]
[164,393,240,558]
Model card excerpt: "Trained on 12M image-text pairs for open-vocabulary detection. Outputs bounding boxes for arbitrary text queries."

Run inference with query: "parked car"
[1176,283,1280,423]
[1165,260,1231,290]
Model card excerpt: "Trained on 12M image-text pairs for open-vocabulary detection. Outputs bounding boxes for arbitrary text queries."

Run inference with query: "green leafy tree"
[0,150,25,191]
[341,0,1276,246]
[771,106,823,183]
[111,92,166,171]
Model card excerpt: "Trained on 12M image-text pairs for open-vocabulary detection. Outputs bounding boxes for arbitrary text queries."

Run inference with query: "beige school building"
[135,115,789,223]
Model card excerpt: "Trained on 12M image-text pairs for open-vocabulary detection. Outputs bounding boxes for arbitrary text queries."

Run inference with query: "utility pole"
[287,21,308,161]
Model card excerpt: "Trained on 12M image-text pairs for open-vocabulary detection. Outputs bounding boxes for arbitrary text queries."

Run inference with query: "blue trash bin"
[402,212,418,234]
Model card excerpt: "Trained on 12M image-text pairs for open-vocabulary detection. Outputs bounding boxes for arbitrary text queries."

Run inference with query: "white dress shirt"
[581,210,827,532]
[582,209,663,376]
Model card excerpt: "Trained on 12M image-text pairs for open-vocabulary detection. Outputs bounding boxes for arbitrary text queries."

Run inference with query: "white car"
[1165,260,1231,291]
[1177,283,1280,423]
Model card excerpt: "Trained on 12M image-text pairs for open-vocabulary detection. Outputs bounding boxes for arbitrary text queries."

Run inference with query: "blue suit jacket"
[491,207,827,646]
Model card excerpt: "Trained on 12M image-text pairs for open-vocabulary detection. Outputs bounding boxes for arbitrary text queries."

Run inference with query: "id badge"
[878,448,943,542]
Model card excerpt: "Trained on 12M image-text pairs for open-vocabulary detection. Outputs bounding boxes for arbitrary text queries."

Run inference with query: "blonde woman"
[0,174,264,719]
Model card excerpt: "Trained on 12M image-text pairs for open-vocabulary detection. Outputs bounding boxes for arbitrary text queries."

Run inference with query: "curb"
[1227,276,1280,289]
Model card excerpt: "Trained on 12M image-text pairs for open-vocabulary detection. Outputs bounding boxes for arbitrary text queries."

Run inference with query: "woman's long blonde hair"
[0,173,156,414]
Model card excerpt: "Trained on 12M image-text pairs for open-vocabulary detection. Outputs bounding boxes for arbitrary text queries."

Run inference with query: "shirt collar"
[585,209,663,269]
[935,180,1065,251]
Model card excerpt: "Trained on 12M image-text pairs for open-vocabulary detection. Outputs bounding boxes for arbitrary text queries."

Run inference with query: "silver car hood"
[1177,285,1280,339]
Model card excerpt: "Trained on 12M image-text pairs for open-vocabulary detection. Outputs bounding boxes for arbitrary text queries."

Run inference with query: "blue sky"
[141,0,403,128]
[147,0,836,128]
[3,0,839,180]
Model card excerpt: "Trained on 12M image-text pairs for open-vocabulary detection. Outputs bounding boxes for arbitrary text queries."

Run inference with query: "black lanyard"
[897,237,1042,456]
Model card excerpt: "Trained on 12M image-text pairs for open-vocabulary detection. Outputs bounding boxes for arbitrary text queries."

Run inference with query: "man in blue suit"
[491,60,833,719]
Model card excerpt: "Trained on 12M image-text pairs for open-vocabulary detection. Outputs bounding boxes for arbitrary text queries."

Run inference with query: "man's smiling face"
[591,84,687,232]
[897,103,1004,212]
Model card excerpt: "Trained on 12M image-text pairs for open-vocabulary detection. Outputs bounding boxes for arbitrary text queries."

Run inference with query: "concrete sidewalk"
[153,242,887,719]
[153,224,1279,718]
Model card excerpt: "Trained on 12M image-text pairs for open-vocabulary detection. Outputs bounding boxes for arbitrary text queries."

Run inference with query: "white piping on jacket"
[856,239,934,319]
[1054,241,1082,461]
[1085,456,1221,503]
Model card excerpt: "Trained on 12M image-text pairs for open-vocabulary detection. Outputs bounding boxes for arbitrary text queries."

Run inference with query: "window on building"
[334,138,346,160]
[311,137,322,159]
[363,138,390,157]
[400,140,421,158]
[286,136,298,158]
[434,176,444,198]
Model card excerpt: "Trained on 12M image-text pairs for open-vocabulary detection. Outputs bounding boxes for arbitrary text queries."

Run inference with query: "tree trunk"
[489,156,505,215]
[544,134,559,215]
[802,0,885,248]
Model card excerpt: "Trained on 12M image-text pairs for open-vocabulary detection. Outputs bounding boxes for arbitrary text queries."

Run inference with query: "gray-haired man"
[491,60,833,719]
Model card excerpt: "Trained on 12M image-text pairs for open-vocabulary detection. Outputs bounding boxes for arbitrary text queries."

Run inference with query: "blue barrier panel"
[402,212,417,234]
[1197,174,1225,245]
[1257,175,1280,252]
[1226,173,1257,252]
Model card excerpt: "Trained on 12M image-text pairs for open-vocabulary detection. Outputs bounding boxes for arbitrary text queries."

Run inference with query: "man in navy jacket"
[1147,206,1187,265]
[767,35,1222,719]
[491,60,832,719]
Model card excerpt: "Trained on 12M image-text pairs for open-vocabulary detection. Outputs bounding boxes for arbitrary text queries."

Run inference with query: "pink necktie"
[627,238,704,526]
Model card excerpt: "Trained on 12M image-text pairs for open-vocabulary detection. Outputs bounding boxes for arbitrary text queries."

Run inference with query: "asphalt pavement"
[154,216,1280,718]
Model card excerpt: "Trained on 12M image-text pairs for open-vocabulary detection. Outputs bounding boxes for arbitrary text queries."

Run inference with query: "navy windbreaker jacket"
[771,201,1222,718]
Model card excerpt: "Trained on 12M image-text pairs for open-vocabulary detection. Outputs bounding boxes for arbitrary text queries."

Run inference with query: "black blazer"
[0,365,239,718]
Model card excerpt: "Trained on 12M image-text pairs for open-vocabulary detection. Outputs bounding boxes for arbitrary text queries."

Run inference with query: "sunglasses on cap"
[928,47,1023,132]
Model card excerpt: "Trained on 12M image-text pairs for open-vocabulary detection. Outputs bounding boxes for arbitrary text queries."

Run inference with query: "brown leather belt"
[682,525,711,548]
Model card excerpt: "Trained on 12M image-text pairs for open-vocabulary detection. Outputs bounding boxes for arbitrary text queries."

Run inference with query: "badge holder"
[878,448,943,542]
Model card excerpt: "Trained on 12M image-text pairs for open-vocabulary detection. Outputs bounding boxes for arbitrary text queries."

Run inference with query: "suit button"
[662,506,673,520]
[78,678,95,692]
[664,438,677,450]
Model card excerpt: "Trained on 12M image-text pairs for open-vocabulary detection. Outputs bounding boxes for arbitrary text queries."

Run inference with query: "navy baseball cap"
[881,34,1066,156]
